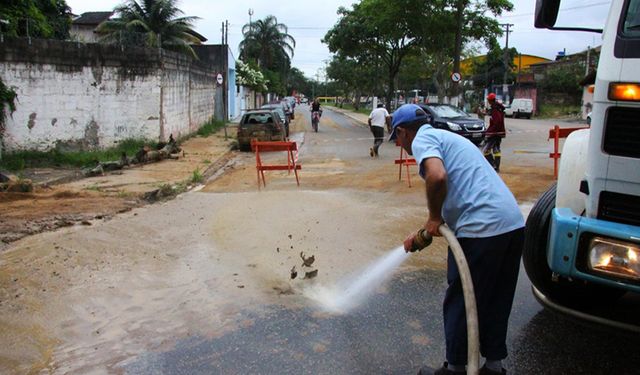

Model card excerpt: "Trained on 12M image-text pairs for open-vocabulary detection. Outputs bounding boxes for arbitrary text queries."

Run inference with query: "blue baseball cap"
[389,104,429,140]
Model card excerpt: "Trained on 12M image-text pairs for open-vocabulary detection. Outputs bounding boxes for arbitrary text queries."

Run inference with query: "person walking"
[482,93,506,172]
[389,104,524,375]
[368,103,390,157]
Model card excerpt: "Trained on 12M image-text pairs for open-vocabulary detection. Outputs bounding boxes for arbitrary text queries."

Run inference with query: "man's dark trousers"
[370,126,384,155]
[443,227,524,365]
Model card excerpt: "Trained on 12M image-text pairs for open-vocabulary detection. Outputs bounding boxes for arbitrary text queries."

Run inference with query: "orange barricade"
[548,125,589,178]
[394,139,417,187]
[251,140,301,189]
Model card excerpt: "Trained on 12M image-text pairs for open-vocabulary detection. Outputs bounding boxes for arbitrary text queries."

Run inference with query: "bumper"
[548,208,640,293]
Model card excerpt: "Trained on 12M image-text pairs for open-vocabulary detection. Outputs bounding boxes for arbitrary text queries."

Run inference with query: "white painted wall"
[0,39,217,152]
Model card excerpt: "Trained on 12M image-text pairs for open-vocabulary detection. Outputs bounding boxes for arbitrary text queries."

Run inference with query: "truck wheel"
[523,184,625,307]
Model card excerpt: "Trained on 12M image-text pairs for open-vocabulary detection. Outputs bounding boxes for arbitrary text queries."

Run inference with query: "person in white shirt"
[368,103,390,157]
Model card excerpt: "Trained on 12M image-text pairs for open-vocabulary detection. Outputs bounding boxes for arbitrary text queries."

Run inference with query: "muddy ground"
[0,109,557,374]
[0,133,235,250]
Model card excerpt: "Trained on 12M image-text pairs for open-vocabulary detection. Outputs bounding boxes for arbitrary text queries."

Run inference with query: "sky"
[66,0,612,80]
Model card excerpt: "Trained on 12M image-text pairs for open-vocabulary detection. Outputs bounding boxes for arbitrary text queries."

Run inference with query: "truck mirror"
[534,0,560,29]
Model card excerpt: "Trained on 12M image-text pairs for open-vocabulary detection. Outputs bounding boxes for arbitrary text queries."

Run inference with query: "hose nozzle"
[410,228,433,252]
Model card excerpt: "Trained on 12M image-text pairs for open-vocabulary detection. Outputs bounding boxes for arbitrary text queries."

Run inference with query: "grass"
[190,168,204,184]
[0,138,155,172]
[325,102,371,116]
[196,119,226,137]
[537,104,582,119]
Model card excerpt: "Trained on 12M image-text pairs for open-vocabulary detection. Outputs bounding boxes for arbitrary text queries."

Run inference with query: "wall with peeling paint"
[0,38,217,152]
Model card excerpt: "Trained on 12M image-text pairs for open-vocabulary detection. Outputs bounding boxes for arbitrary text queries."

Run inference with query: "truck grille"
[598,191,640,227]
[603,107,640,158]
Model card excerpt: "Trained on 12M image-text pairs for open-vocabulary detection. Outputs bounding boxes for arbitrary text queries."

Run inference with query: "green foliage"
[0,77,18,137]
[286,68,313,97]
[190,168,203,184]
[0,0,72,39]
[97,0,201,57]
[538,103,581,118]
[195,119,226,137]
[0,138,156,171]
[239,15,296,96]
[468,44,519,87]
[540,64,583,97]
[239,15,295,72]
[236,60,268,92]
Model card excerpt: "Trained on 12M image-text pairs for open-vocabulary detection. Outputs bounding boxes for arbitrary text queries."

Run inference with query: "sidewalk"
[325,105,370,126]
[0,127,236,248]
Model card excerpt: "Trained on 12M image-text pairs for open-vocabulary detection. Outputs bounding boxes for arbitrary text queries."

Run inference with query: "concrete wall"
[0,37,216,152]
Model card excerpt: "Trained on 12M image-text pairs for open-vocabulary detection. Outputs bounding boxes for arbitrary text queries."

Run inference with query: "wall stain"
[27,113,37,130]
[51,118,57,126]
[83,120,100,150]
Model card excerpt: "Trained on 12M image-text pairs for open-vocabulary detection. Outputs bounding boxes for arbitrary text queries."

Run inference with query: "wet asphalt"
[124,267,640,375]
[124,107,640,375]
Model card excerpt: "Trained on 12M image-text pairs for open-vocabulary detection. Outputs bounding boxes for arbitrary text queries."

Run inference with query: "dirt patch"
[0,186,137,248]
[0,131,234,250]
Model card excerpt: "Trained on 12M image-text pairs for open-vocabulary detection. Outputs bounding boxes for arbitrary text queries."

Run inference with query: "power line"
[501,1,611,18]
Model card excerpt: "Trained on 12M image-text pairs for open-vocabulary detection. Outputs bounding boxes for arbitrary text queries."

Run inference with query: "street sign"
[450,72,461,82]
[217,73,224,85]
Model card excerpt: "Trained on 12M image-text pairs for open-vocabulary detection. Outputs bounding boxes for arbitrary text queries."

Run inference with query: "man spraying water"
[390,104,524,375]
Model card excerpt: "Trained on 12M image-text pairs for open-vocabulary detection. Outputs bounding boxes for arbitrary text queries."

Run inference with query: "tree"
[239,15,295,72]
[286,68,313,98]
[324,0,440,108]
[325,53,382,109]
[540,64,583,99]
[97,0,201,57]
[0,0,72,39]
[467,42,518,88]
[447,0,513,96]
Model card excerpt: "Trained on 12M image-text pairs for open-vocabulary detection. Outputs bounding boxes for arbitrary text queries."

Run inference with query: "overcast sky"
[66,0,612,79]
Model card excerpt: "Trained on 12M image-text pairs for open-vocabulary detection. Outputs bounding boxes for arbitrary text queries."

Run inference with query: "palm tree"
[97,0,201,57]
[239,15,296,72]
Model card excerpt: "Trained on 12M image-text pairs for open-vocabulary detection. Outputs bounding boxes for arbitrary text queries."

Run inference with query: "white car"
[504,98,533,119]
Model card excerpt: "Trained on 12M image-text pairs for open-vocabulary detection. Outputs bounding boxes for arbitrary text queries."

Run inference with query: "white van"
[504,98,533,119]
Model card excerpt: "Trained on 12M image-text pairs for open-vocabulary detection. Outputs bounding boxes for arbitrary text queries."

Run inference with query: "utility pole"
[500,23,514,103]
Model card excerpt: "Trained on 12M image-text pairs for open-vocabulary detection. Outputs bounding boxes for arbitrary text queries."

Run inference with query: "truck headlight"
[588,237,640,281]
[446,122,462,131]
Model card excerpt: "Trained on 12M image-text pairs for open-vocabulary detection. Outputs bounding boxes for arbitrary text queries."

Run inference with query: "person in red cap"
[483,93,506,172]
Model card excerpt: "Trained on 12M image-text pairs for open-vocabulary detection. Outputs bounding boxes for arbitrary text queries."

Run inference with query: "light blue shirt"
[411,125,524,238]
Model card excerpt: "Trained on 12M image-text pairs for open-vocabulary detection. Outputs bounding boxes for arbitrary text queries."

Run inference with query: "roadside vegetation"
[537,104,582,119]
[0,139,155,171]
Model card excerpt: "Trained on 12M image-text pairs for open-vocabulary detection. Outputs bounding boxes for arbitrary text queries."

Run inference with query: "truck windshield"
[623,0,640,36]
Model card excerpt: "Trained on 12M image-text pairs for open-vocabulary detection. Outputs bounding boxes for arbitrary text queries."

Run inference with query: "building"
[70,12,113,42]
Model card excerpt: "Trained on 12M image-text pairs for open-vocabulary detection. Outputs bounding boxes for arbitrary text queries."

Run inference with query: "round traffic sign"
[216,73,224,85]
[451,72,461,82]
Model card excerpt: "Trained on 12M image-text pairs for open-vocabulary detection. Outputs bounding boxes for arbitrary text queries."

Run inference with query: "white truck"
[524,1,640,314]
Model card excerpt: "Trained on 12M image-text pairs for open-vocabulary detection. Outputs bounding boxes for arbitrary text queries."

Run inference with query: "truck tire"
[523,184,625,307]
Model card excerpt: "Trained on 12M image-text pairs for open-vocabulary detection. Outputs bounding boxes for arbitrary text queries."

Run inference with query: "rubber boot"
[484,153,495,169]
[493,154,501,173]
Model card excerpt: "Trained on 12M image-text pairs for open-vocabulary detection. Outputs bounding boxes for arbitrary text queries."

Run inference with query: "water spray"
[304,225,479,375]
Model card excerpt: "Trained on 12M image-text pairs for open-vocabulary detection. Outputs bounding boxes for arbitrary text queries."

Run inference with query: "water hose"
[439,225,479,375]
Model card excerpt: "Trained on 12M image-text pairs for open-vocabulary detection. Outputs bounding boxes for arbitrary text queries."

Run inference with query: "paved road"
[1,105,637,374]
[124,106,640,374]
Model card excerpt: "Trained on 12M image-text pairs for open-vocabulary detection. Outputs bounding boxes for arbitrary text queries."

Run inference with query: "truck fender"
[556,128,590,215]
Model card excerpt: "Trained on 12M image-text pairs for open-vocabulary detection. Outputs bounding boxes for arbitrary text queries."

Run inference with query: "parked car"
[280,100,293,120]
[261,104,289,137]
[237,110,286,151]
[414,104,486,145]
[504,98,533,119]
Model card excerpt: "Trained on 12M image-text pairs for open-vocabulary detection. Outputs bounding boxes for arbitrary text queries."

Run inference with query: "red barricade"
[251,140,301,189]
[394,139,417,187]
